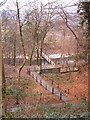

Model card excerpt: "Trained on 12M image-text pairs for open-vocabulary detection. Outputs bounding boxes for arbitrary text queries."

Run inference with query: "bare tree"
[0,0,7,118]
[0,15,3,118]
[1,8,18,66]
[25,1,55,69]
[16,0,26,82]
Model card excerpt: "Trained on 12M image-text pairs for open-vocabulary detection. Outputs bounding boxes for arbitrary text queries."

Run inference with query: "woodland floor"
[41,65,88,103]
[5,65,63,108]
[5,63,88,106]
[4,60,88,118]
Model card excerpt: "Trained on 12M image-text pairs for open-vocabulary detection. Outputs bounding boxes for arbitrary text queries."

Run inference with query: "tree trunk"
[16,1,26,82]
[36,38,39,66]
[2,57,7,117]
[0,1,10,118]
[39,26,47,74]
[0,20,7,118]
[39,40,43,74]
[13,36,16,66]
[37,48,39,66]
[8,44,10,65]
[29,40,35,66]
[0,33,3,118]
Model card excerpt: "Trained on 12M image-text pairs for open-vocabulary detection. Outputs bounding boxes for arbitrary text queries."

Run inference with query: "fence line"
[30,71,70,102]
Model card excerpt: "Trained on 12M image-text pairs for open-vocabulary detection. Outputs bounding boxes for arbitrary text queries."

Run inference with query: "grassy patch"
[7,102,88,118]
[43,73,73,84]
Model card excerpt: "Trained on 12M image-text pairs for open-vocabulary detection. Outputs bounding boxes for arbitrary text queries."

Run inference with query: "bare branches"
[0,0,7,7]
[55,2,78,40]
[61,8,78,40]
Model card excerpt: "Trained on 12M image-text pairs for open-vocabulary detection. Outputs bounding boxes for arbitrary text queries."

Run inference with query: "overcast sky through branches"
[0,0,79,11]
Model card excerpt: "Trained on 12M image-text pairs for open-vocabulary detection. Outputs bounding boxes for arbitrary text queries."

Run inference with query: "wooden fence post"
[52,80,53,85]
[59,93,62,100]
[29,68,30,75]
[45,85,47,90]
[57,83,59,88]
[40,80,42,86]
[36,76,38,82]
[67,89,69,94]
[52,87,54,94]
[40,93,42,101]
[59,68,61,72]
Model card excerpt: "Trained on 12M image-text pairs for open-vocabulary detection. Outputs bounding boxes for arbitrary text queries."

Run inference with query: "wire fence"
[27,68,70,103]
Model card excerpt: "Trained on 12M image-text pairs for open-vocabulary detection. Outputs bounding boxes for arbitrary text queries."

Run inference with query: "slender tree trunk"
[40,40,43,73]
[87,3,90,63]
[2,56,7,117]
[39,27,47,74]
[0,1,9,117]
[0,19,7,118]
[29,48,34,66]
[13,36,16,66]
[8,44,10,65]
[18,47,20,65]
[16,1,26,82]
[36,38,39,66]
[39,40,43,74]
[29,40,35,66]
[37,48,39,66]
[0,23,2,118]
